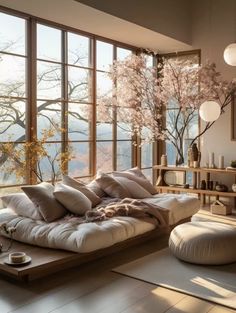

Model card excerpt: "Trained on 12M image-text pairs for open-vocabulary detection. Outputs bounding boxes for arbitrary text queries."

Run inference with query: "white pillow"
[112,170,157,195]
[22,182,67,222]
[62,175,101,207]
[113,176,152,199]
[87,179,106,198]
[95,172,131,198]
[53,183,92,215]
[1,193,42,220]
[126,167,147,178]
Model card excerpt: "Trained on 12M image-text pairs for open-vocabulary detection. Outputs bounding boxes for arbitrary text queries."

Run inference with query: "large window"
[96,43,134,173]
[0,12,27,186]
[0,10,157,190]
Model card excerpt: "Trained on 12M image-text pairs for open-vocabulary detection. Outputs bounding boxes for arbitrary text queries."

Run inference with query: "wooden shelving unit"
[153,165,236,175]
[155,185,236,197]
[153,165,236,206]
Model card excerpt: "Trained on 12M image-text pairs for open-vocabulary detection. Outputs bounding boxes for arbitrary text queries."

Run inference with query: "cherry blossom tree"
[99,54,236,165]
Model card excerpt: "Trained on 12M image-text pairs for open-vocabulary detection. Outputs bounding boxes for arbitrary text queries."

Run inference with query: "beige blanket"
[85,198,168,227]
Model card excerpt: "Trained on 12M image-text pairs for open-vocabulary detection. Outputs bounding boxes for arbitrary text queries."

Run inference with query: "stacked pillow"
[87,179,106,198]
[21,180,100,221]
[1,167,156,222]
[1,179,99,223]
[53,183,92,215]
[95,172,131,198]
[1,193,43,220]
[62,175,101,207]
[112,176,152,199]
[94,167,156,198]
[22,182,67,222]
[112,167,157,195]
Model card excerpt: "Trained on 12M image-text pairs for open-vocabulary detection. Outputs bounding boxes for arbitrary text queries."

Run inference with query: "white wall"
[192,0,236,187]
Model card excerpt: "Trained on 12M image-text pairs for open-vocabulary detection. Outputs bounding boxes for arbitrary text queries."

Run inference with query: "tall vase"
[187,147,193,167]
[191,143,199,161]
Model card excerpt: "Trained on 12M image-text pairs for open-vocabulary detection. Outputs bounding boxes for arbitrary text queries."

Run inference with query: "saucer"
[4,255,31,266]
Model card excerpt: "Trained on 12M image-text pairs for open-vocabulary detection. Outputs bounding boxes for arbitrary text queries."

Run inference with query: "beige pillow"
[87,179,106,198]
[53,183,91,215]
[95,172,131,198]
[1,193,42,220]
[126,167,147,178]
[113,176,152,199]
[62,175,101,207]
[22,182,67,222]
[113,169,157,195]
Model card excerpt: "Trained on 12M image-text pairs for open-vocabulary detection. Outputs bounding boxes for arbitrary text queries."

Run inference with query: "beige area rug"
[113,248,236,310]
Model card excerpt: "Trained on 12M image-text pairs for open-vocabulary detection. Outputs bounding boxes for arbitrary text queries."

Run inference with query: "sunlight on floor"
[192,276,235,297]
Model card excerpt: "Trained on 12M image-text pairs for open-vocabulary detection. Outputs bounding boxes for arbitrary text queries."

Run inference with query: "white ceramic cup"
[9,252,26,263]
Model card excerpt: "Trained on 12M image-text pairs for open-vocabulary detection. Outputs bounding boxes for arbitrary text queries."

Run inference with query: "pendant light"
[199,100,221,122]
[224,43,236,66]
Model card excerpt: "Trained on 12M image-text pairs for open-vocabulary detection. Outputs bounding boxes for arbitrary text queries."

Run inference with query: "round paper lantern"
[199,101,221,122]
[223,43,236,66]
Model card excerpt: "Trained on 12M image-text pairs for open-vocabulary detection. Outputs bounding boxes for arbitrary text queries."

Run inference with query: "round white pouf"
[169,222,236,265]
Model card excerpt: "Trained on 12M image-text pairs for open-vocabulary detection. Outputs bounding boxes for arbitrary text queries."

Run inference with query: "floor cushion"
[169,221,236,265]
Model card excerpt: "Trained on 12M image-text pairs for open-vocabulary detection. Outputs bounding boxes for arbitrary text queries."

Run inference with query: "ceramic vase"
[191,143,199,161]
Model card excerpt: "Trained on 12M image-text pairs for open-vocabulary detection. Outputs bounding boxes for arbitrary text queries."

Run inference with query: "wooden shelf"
[153,165,236,175]
[156,186,236,197]
[154,165,236,206]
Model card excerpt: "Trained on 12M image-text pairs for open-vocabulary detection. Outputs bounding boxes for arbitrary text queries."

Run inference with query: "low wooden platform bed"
[0,216,192,281]
[0,168,200,281]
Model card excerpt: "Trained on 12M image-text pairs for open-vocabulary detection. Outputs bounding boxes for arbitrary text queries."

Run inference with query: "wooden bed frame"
[0,217,190,281]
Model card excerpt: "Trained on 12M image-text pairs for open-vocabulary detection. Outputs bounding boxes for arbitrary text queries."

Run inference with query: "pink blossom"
[98,54,236,155]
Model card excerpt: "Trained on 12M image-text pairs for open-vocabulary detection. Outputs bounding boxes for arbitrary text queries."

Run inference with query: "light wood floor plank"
[7,271,118,313]
[165,295,214,313]
[208,305,236,313]
[0,278,37,313]
[120,286,186,313]
[0,234,233,313]
[47,276,149,313]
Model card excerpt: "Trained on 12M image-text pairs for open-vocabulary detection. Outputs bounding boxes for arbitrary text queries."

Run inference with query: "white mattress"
[143,193,200,225]
[0,194,200,253]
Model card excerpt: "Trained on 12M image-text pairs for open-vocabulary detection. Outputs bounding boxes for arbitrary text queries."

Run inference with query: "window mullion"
[27,17,37,184]
[113,45,117,171]
[61,30,68,174]
[91,38,97,177]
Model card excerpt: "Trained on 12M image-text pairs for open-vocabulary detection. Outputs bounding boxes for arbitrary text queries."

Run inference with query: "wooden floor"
[0,233,235,313]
